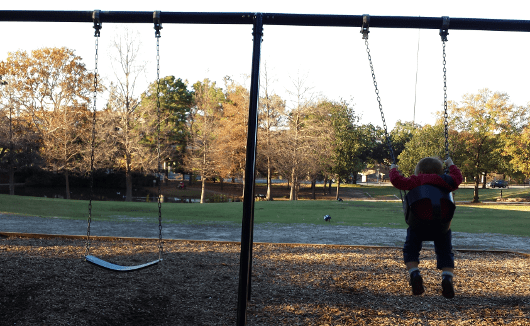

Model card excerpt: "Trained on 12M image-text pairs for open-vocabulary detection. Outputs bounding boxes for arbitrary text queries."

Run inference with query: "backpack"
[403,184,455,237]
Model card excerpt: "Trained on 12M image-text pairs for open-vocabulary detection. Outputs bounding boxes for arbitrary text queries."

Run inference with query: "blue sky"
[2,0,529,130]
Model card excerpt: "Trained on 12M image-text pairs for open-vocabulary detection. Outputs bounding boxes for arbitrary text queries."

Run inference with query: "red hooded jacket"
[389,165,463,192]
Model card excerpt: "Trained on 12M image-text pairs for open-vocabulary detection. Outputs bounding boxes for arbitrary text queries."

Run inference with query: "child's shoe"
[441,275,455,299]
[409,270,424,295]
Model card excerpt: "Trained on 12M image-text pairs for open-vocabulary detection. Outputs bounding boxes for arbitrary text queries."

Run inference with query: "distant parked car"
[489,180,508,188]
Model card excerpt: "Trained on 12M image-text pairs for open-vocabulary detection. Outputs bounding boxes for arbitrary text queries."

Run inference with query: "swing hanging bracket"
[361,14,370,39]
[154,10,162,38]
[92,10,102,37]
[440,16,450,42]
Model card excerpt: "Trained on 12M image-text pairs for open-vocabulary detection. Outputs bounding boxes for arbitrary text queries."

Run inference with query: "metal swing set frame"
[1,10,529,325]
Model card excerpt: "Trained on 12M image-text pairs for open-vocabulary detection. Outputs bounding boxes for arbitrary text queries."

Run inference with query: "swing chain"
[86,11,101,258]
[361,17,403,203]
[155,13,163,260]
[440,16,450,160]
[442,41,449,160]
[364,39,396,164]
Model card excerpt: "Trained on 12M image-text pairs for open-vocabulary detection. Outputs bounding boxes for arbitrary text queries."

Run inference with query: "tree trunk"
[125,171,133,202]
[8,108,14,196]
[352,172,358,184]
[482,172,487,189]
[8,164,14,195]
[241,170,245,200]
[473,174,480,203]
[335,176,341,200]
[200,176,206,204]
[311,179,316,200]
[289,167,296,200]
[65,170,71,200]
[220,177,224,191]
[295,181,300,200]
[328,179,332,194]
[323,176,328,195]
[266,160,272,201]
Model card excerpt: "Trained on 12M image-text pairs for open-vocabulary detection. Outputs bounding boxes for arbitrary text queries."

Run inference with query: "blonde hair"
[415,157,443,176]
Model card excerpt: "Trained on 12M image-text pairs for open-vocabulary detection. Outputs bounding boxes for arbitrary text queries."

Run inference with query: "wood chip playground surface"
[1,235,529,325]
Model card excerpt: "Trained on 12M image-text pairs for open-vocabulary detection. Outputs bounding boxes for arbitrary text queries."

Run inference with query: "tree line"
[1,46,529,203]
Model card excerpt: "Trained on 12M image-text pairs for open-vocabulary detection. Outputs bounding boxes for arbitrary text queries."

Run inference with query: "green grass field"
[1,194,529,237]
[340,183,530,202]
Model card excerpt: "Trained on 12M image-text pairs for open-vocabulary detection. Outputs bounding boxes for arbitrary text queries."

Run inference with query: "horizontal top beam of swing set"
[1,10,530,32]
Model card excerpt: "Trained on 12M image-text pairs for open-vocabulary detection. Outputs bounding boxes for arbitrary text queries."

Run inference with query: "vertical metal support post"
[236,12,263,326]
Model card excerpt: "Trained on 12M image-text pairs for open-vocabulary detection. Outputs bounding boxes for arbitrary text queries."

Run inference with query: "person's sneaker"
[441,275,455,299]
[409,270,425,295]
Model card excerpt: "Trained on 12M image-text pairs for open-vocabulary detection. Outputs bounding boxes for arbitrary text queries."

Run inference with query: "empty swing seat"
[403,184,455,237]
[86,255,161,272]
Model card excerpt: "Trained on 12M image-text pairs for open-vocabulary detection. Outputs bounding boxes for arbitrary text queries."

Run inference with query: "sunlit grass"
[336,184,530,202]
[464,204,530,212]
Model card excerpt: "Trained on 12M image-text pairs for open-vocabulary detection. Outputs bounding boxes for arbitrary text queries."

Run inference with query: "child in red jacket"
[390,157,463,299]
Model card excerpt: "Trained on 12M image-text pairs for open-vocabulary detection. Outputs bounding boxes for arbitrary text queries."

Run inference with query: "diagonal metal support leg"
[236,12,263,326]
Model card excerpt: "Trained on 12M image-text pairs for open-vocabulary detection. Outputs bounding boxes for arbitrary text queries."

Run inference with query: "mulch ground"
[1,236,529,325]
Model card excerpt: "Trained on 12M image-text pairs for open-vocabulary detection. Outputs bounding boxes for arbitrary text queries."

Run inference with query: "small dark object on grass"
[337,197,343,201]
[323,214,331,222]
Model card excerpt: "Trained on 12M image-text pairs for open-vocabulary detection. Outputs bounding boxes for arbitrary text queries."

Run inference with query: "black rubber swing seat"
[86,255,161,272]
[403,184,456,235]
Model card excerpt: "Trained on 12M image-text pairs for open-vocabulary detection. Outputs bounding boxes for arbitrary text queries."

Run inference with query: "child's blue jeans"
[403,227,454,270]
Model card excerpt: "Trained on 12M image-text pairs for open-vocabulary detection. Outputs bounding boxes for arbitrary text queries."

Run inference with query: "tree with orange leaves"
[0,47,95,199]
[216,80,249,198]
[183,79,225,203]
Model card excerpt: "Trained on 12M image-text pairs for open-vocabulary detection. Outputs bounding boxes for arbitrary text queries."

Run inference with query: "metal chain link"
[86,33,99,258]
[156,34,163,261]
[442,40,449,160]
[364,39,396,164]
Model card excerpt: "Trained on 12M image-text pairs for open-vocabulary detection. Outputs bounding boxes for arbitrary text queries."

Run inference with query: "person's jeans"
[403,227,454,270]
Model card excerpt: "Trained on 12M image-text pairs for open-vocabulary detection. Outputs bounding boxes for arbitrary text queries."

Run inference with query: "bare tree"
[0,103,42,195]
[105,28,148,201]
[258,64,285,200]
[282,73,316,200]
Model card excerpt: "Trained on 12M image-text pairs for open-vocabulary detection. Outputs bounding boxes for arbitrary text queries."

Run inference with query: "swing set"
[1,10,529,325]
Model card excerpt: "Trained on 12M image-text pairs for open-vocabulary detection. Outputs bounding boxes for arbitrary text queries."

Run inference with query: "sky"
[1,0,529,130]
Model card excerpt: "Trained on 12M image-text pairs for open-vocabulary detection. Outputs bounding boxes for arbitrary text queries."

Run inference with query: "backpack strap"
[440,173,456,190]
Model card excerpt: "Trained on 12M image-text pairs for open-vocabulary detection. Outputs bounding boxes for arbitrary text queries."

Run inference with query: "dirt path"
[1,214,529,253]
